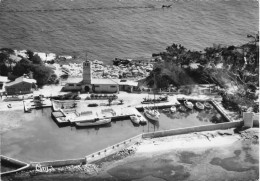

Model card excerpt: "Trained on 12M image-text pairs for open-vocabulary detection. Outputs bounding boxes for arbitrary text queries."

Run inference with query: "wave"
[2,5,156,14]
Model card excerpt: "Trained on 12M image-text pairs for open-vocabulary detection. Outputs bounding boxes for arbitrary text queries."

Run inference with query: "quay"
[50,95,223,126]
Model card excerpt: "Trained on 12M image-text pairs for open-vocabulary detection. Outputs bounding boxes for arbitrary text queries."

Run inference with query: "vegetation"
[148,33,259,113]
[0,49,56,86]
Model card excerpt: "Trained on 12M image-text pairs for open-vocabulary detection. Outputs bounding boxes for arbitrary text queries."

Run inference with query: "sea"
[0,0,258,64]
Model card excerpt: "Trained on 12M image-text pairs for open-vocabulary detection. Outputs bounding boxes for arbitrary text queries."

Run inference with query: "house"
[0,76,9,94]
[5,75,37,95]
[63,59,139,93]
[114,79,139,92]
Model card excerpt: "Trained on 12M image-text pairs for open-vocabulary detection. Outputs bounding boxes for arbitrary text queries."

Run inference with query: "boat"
[179,105,187,112]
[23,100,32,113]
[195,102,205,110]
[184,100,193,109]
[144,107,160,121]
[162,4,172,8]
[162,108,169,113]
[137,114,147,124]
[24,107,32,113]
[130,115,140,124]
[204,102,213,109]
[144,73,160,122]
[170,106,177,113]
[75,118,111,127]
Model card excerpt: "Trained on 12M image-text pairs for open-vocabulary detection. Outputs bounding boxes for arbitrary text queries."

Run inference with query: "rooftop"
[0,76,9,83]
[5,76,36,87]
[65,77,138,86]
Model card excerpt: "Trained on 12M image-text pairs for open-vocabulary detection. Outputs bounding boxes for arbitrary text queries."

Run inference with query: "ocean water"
[0,0,258,63]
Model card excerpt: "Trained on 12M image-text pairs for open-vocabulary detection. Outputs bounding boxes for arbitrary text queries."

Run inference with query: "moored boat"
[179,105,187,112]
[195,102,205,110]
[130,115,140,124]
[184,100,194,109]
[170,106,177,113]
[137,114,147,124]
[75,118,111,127]
[204,102,213,109]
[144,107,160,121]
[162,108,169,113]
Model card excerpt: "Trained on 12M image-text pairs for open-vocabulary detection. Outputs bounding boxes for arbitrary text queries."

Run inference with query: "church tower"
[83,59,92,84]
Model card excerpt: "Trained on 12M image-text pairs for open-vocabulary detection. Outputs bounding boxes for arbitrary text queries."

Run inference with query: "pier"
[23,98,52,112]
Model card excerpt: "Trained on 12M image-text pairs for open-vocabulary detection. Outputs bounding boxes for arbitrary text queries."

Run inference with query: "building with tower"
[63,60,120,93]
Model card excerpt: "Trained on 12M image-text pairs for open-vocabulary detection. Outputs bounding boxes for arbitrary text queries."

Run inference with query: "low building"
[114,79,139,92]
[0,76,9,94]
[5,75,37,95]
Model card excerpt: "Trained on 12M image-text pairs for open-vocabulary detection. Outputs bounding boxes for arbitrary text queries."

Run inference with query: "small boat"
[75,118,111,127]
[25,107,32,113]
[184,100,193,109]
[144,107,160,121]
[137,114,147,124]
[195,102,205,110]
[162,108,169,113]
[179,105,187,112]
[162,4,172,8]
[130,115,140,124]
[204,102,213,109]
[170,106,177,113]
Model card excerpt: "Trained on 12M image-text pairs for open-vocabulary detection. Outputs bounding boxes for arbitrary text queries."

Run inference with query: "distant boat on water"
[162,4,172,8]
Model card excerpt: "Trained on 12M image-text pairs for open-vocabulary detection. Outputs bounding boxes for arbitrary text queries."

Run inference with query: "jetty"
[23,98,52,112]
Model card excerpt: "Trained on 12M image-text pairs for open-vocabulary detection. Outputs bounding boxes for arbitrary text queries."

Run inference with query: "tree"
[31,54,42,64]
[31,65,53,86]
[26,50,34,61]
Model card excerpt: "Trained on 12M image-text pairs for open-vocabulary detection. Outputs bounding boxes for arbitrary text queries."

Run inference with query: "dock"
[51,111,70,126]
[23,98,52,112]
[65,107,145,123]
[51,105,147,126]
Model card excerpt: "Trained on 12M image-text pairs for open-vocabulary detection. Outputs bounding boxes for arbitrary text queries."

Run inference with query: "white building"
[63,59,139,93]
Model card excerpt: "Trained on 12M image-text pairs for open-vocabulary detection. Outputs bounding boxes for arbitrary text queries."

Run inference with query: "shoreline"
[3,128,258,180]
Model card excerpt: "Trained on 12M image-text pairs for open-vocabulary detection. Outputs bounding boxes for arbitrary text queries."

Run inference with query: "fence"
[85,134,142,163]
[142,121,243,138]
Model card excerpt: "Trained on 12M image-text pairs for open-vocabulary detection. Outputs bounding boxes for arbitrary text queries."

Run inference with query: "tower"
[83,60,92,84]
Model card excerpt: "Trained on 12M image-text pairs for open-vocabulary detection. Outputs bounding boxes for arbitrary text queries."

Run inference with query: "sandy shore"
[4,128,259,181]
